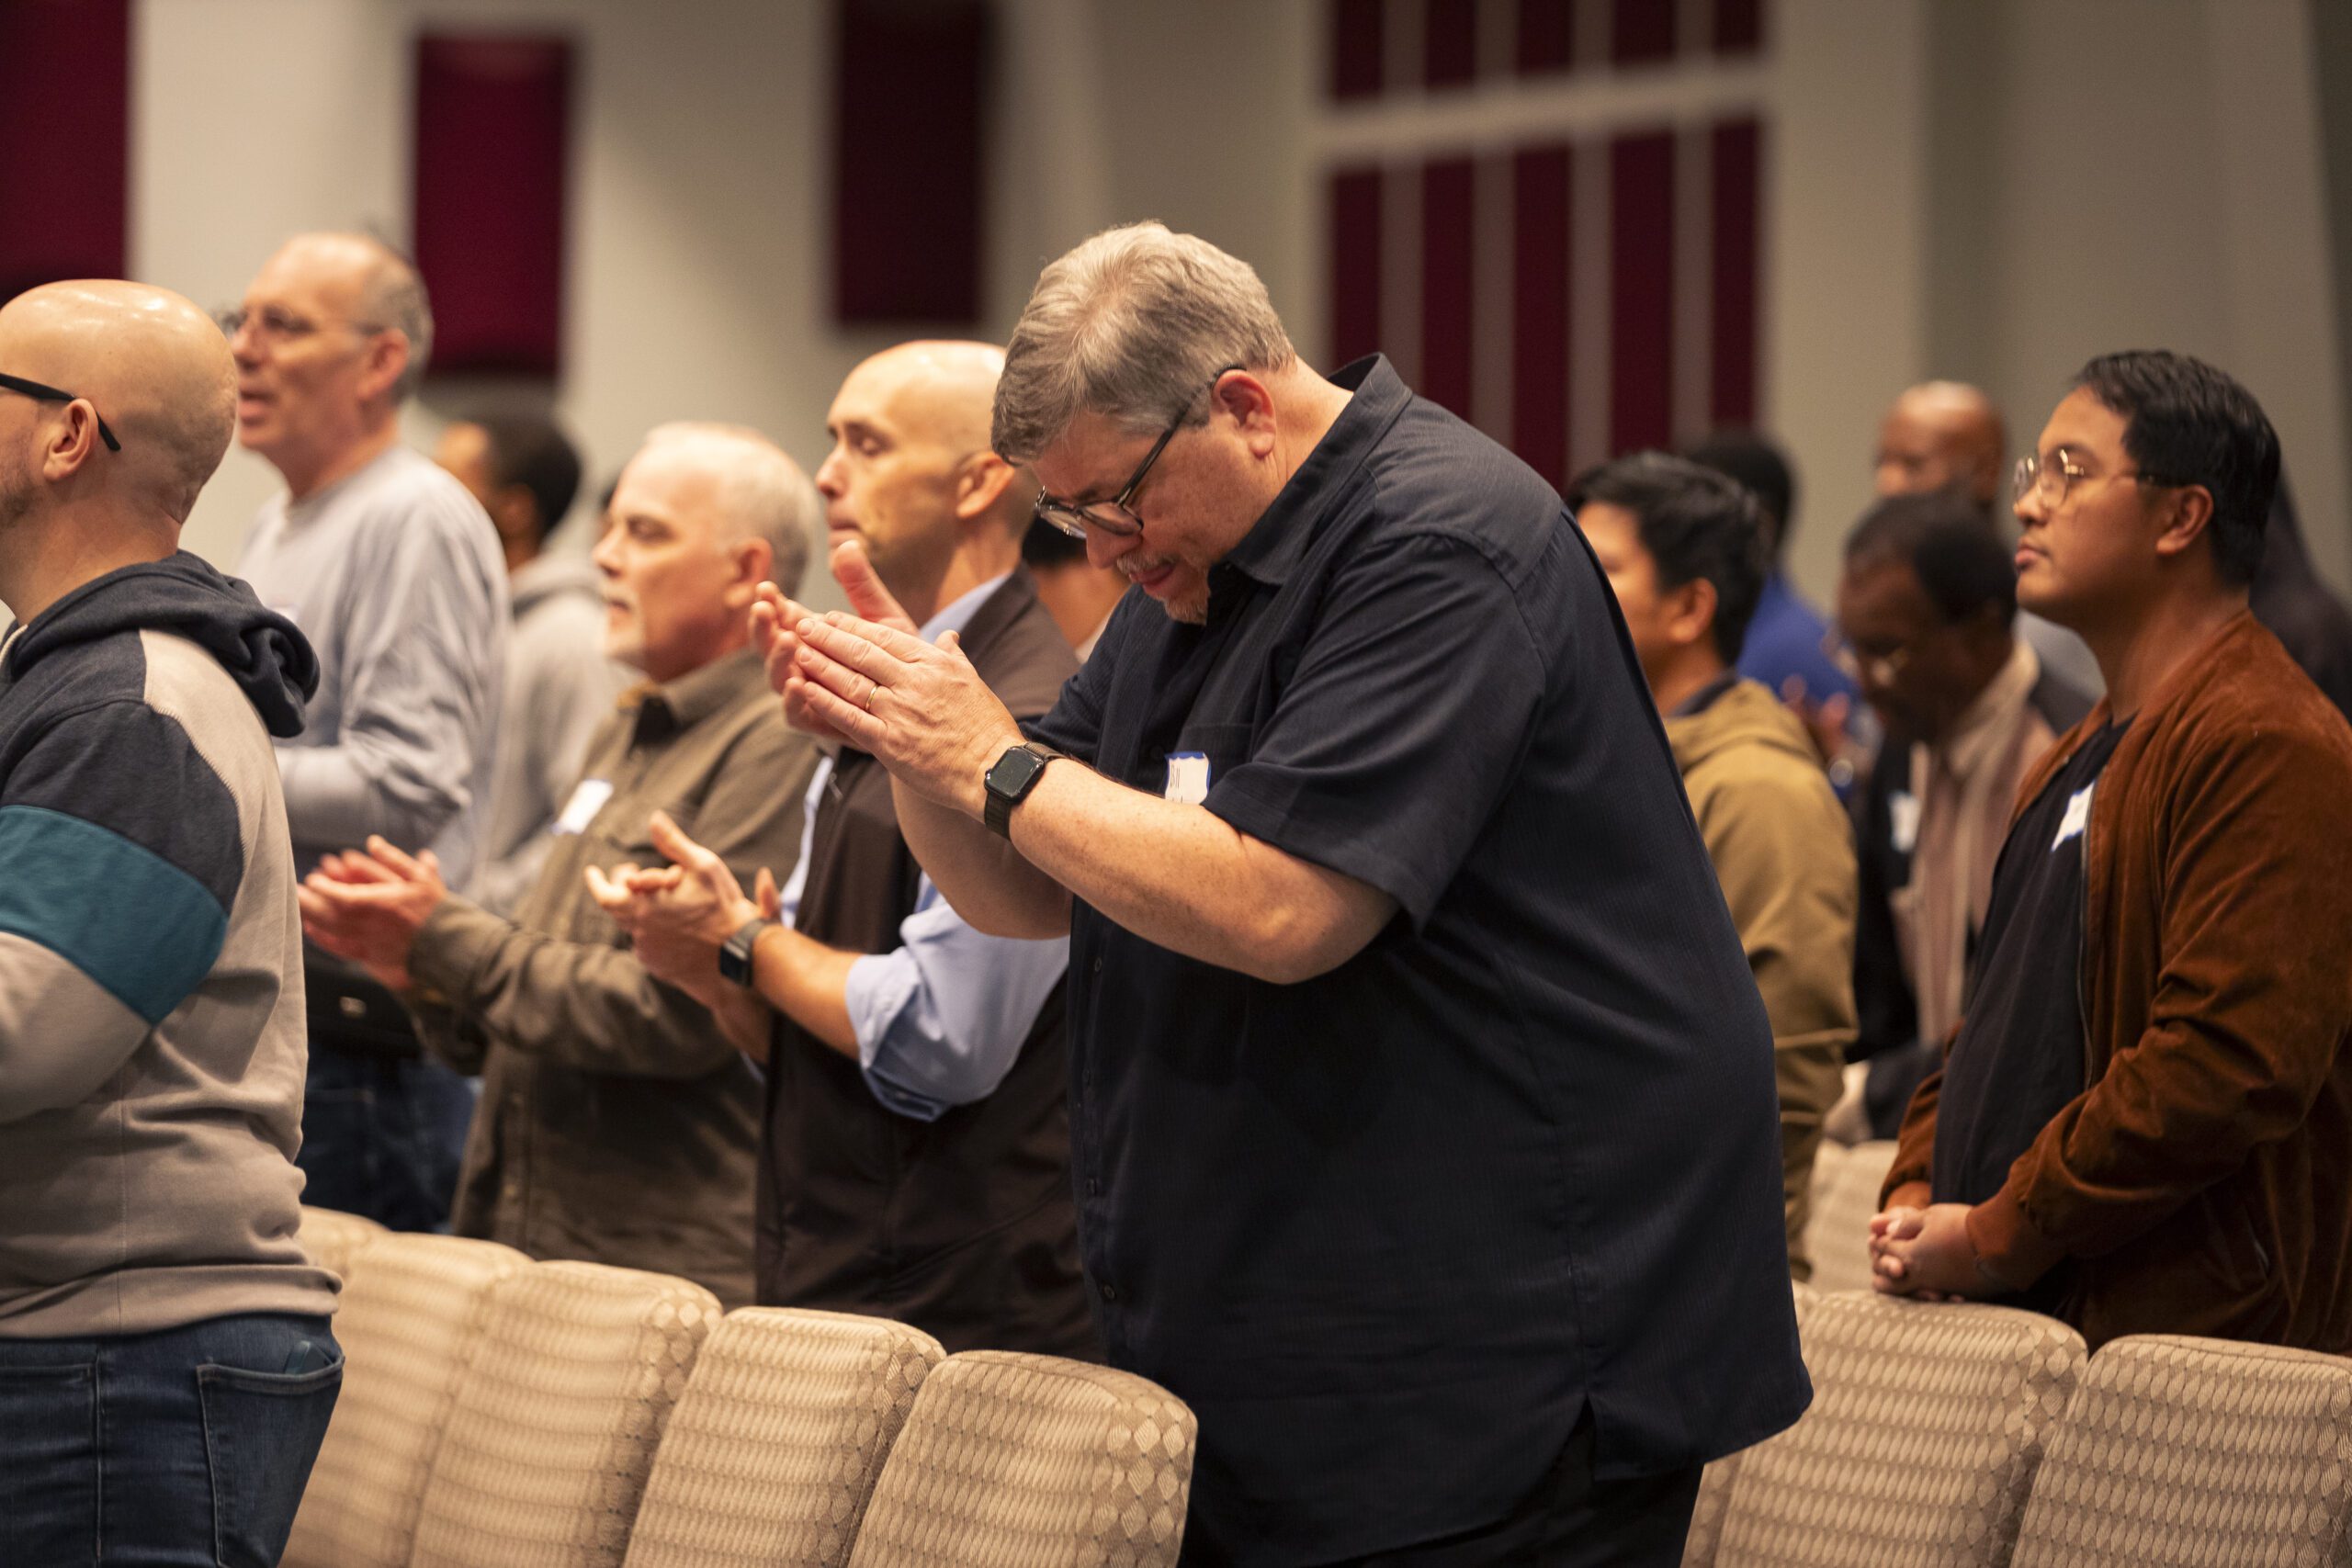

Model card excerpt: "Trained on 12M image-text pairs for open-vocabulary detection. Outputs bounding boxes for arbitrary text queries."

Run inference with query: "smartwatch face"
[989,747,1049,798]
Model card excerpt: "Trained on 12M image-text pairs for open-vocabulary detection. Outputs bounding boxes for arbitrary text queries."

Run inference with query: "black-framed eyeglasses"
[0,372,121,452]
[2011,449,2188,511]
[1033,363,1246,540]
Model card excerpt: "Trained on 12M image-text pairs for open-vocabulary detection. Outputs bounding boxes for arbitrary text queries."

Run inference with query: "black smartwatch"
[718,917,773,987]
[984,742,1063,839]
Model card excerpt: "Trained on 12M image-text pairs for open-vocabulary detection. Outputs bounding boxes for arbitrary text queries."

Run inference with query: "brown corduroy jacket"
[1887,611,2352,1349]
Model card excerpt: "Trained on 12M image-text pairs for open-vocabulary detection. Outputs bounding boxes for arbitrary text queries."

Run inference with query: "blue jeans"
[295,1050,476,1232]
[0,1313,342,1566]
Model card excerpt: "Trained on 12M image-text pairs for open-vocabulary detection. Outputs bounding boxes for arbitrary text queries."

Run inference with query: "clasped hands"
[750,536,1025,818]
[1868,1197,2011,1301]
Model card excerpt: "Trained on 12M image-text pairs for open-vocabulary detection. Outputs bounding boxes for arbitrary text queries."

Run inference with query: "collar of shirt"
[1937,637,2042,783]
[627,646,766,746]
[1214,355,1406,593]
[919,571,1012,644]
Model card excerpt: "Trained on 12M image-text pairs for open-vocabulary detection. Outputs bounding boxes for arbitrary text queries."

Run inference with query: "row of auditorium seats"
[286,1207,1197,1568]
[1682,1284,2352,1566]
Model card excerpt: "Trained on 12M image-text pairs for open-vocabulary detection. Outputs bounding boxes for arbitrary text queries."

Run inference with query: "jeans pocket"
[197,1356,344,1568]
[0,1361,99,1568]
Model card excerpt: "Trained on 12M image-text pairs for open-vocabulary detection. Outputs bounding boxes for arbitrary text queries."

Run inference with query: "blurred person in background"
[436,413,625,915]
[228,231,506,1230]
[1837,491,2091,1139]
[0,280,339,1566]
[298,423,820,1307]
[1873,353,2352,1356]
[1020,513,1128,659]
[1874,379,2103,696]
[2251,477,2352,718]
[1571,452,1855,1280]
[593,343,1094,1359]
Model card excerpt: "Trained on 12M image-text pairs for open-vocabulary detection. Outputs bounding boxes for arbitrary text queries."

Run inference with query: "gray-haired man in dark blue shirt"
[766,222,1809,1566]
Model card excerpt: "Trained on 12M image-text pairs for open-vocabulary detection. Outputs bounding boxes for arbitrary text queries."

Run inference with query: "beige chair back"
[1804,1141,1898,1295]
[846,1350,1195,1568]
[1714,1293,2083,1567]
[2011,1334,2352,1566]
[283,1233,530,1568]
[622,1308,945,1568]
[1683,1281,1817,1568]
[411,1259,720,1568]
[297,1203,390,1285]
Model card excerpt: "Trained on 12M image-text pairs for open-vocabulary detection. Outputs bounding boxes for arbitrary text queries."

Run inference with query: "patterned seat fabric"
[283,1234,530,1568]
[845,1350,1196,1568]
[1714,1292,2084,1567]
[410,1259,720,1568]
[1683,1281,1818,1568]
[1804,1141,1898,1296]
[2010,1334,2352,1567]
[621,1308,945,1568]
[296,1203,390,1286]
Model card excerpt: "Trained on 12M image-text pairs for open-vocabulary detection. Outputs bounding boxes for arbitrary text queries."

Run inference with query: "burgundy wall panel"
[0,0,130,301]
[1424,0,1478,90]
[1711,118,1761,427]
[413,34,572,378]
[1329,166,1384,367]
[1611,0,1677,66]
[1610,130,1675,454]
[1511,145,1571,490]
[1715,0,1764,55]
[1330,0,1385,101]
[1419,157,1476,417]
[833,0,988,324]
[1517,0,1575,75]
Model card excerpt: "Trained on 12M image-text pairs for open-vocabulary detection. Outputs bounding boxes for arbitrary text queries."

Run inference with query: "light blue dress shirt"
[774,574,1070,1122]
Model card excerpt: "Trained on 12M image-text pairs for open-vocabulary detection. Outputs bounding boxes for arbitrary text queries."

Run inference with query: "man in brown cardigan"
[1871,351,2352,1349]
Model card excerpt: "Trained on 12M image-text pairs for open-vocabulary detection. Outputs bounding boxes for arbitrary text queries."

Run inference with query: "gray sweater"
[237,446,508,883]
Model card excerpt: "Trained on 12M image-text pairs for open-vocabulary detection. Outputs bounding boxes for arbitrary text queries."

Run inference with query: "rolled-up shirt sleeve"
[843,874,1069,1122]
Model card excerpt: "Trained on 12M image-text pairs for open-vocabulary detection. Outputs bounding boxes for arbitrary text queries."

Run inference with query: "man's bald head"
[266,233,434,400]
[1874,380,2007,510]
[0,279,235,527]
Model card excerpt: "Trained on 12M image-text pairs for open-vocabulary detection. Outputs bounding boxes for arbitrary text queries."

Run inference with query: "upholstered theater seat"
[2010,1334,2352,1566]
[846,1350,1196,1568]
[1712,1292,2083,1567]
[622,1307,945,1568]
[409,1260,720,1568]
[283,1232,530,1568]
[295,1202,390,1286]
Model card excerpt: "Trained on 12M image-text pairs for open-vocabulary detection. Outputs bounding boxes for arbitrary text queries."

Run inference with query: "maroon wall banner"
[0,0,130,301]
[833,0,988,325]
[413,33,574,379]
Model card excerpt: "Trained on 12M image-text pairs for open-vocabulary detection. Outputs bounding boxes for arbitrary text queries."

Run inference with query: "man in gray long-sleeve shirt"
[229,232,507,1229]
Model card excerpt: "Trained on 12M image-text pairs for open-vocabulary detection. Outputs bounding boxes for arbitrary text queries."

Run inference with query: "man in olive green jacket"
[1572,454,1858,1277]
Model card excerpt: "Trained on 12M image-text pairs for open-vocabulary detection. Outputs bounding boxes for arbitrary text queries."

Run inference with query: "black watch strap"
[984,742,1063,840]
[718,917,772,987]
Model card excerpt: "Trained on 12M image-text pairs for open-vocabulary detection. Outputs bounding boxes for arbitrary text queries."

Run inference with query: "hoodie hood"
[6,551,320,739]
[1665,675,1821,777]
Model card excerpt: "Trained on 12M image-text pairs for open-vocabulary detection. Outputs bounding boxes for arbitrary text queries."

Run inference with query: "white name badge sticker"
[554,778,615,836]
[2053,782,2095,850]
[1164,752,1211,806]
[1889,790,1921,856]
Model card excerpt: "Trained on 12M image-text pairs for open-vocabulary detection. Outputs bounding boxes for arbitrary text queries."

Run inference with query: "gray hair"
[355,240,435,403]
[993,221,1295,464]
[641,421,819,594]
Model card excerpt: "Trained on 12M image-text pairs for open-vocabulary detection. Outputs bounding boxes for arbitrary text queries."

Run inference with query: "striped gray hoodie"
[0,551,338,1336]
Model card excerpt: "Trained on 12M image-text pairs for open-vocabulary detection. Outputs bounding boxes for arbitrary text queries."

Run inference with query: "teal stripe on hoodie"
[0,804,228,1025]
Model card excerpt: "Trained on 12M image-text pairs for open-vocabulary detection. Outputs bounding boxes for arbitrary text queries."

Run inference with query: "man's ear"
[357,331,413,406]
[952,450,1019,523]
[1664,576,1720,652]
[2152,484,2217,566]
[37,402,105,482]
[1212,371,1278,456]
[723,537,774,606]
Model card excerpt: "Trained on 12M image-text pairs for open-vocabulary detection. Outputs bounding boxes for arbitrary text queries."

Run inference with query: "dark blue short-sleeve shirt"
[1026,357,1809,1562]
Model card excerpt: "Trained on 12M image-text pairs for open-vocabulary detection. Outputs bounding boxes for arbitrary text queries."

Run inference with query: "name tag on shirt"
[554,777,614,836]
[2053,782,2096,850]
[1889,790,1921,855]
[1164,752,1211,806]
